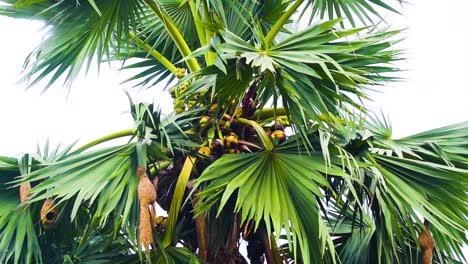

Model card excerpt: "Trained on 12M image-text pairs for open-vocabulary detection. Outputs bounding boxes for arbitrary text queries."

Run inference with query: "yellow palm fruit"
[160,217,167,228]
[225,135,239,146]
[209,104,218,112]
[198,146,212,157]
[155,216,165,225]
[271,130,286,143]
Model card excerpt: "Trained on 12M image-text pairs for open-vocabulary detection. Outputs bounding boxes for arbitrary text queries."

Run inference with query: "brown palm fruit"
[235,107,243,117]
[271,130,286,144]
[418,220,435,264]
[137,166,157,249]
[271,124,285,132]
[41,198,58,229]
[210,139,224,155]
[19,182,31,206]
[168,87,177,98]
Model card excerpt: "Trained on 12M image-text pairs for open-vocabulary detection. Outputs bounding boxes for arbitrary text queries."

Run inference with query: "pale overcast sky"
[0,1,467,157]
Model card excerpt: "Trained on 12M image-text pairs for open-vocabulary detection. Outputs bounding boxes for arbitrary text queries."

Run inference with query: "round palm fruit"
[160,217,167,228]
[272,124,285,132]
[187,101,196,108]
[225,134,239,147]
[168,87,176,98]
[209,104,218,112]
[155,216,165,225]
[271,130,286,143]
[210,139,224,152]
[235,107,243,117]
[175,107,184,114]
[175,68,186,79]
[227,148,240,154]
[200,116,210,127]
[174,99,183,107]
[178,85,187,95]
[198,146,212,157]
[230,132,239,140]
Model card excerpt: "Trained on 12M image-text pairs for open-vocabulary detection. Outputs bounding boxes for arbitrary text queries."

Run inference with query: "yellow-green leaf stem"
[188,0,209,64]
[149,160,172,175]
[252,107,287,120]
[162,156,196,247]
[74,129,133,154]
[264,0,305,48]
[129,31,178,74]
[202,0,216,65]
[144,0,201,73]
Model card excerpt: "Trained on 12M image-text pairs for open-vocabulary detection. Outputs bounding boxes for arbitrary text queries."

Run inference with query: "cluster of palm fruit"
[169,69,194,113]
[170,82,192,114]
[154,215,168,234]
[150,77,289,261]
[175,67,186,79]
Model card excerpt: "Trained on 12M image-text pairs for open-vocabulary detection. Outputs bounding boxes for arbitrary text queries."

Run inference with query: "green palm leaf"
[302,0,403,27]
[21,144,140,233]
[1,0,147,90]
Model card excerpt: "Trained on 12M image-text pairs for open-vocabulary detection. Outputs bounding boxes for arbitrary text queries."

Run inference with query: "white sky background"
[0,1,467,157]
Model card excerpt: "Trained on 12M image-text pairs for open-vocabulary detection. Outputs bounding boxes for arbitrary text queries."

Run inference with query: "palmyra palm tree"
[0,0,466,263]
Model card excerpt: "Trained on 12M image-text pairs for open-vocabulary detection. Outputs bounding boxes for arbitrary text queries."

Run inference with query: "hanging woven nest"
[40,198,58,229]
[137,166,157,249]
[19,182,31,206]
[418,220,435,264]
[138,166,156,205]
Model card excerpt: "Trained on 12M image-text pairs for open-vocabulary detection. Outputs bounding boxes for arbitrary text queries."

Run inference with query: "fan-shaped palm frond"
[193,133,355,263]
[301,0,404,27]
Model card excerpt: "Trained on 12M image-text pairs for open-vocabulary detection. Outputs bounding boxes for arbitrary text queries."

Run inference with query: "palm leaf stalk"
[0,1,466,263]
